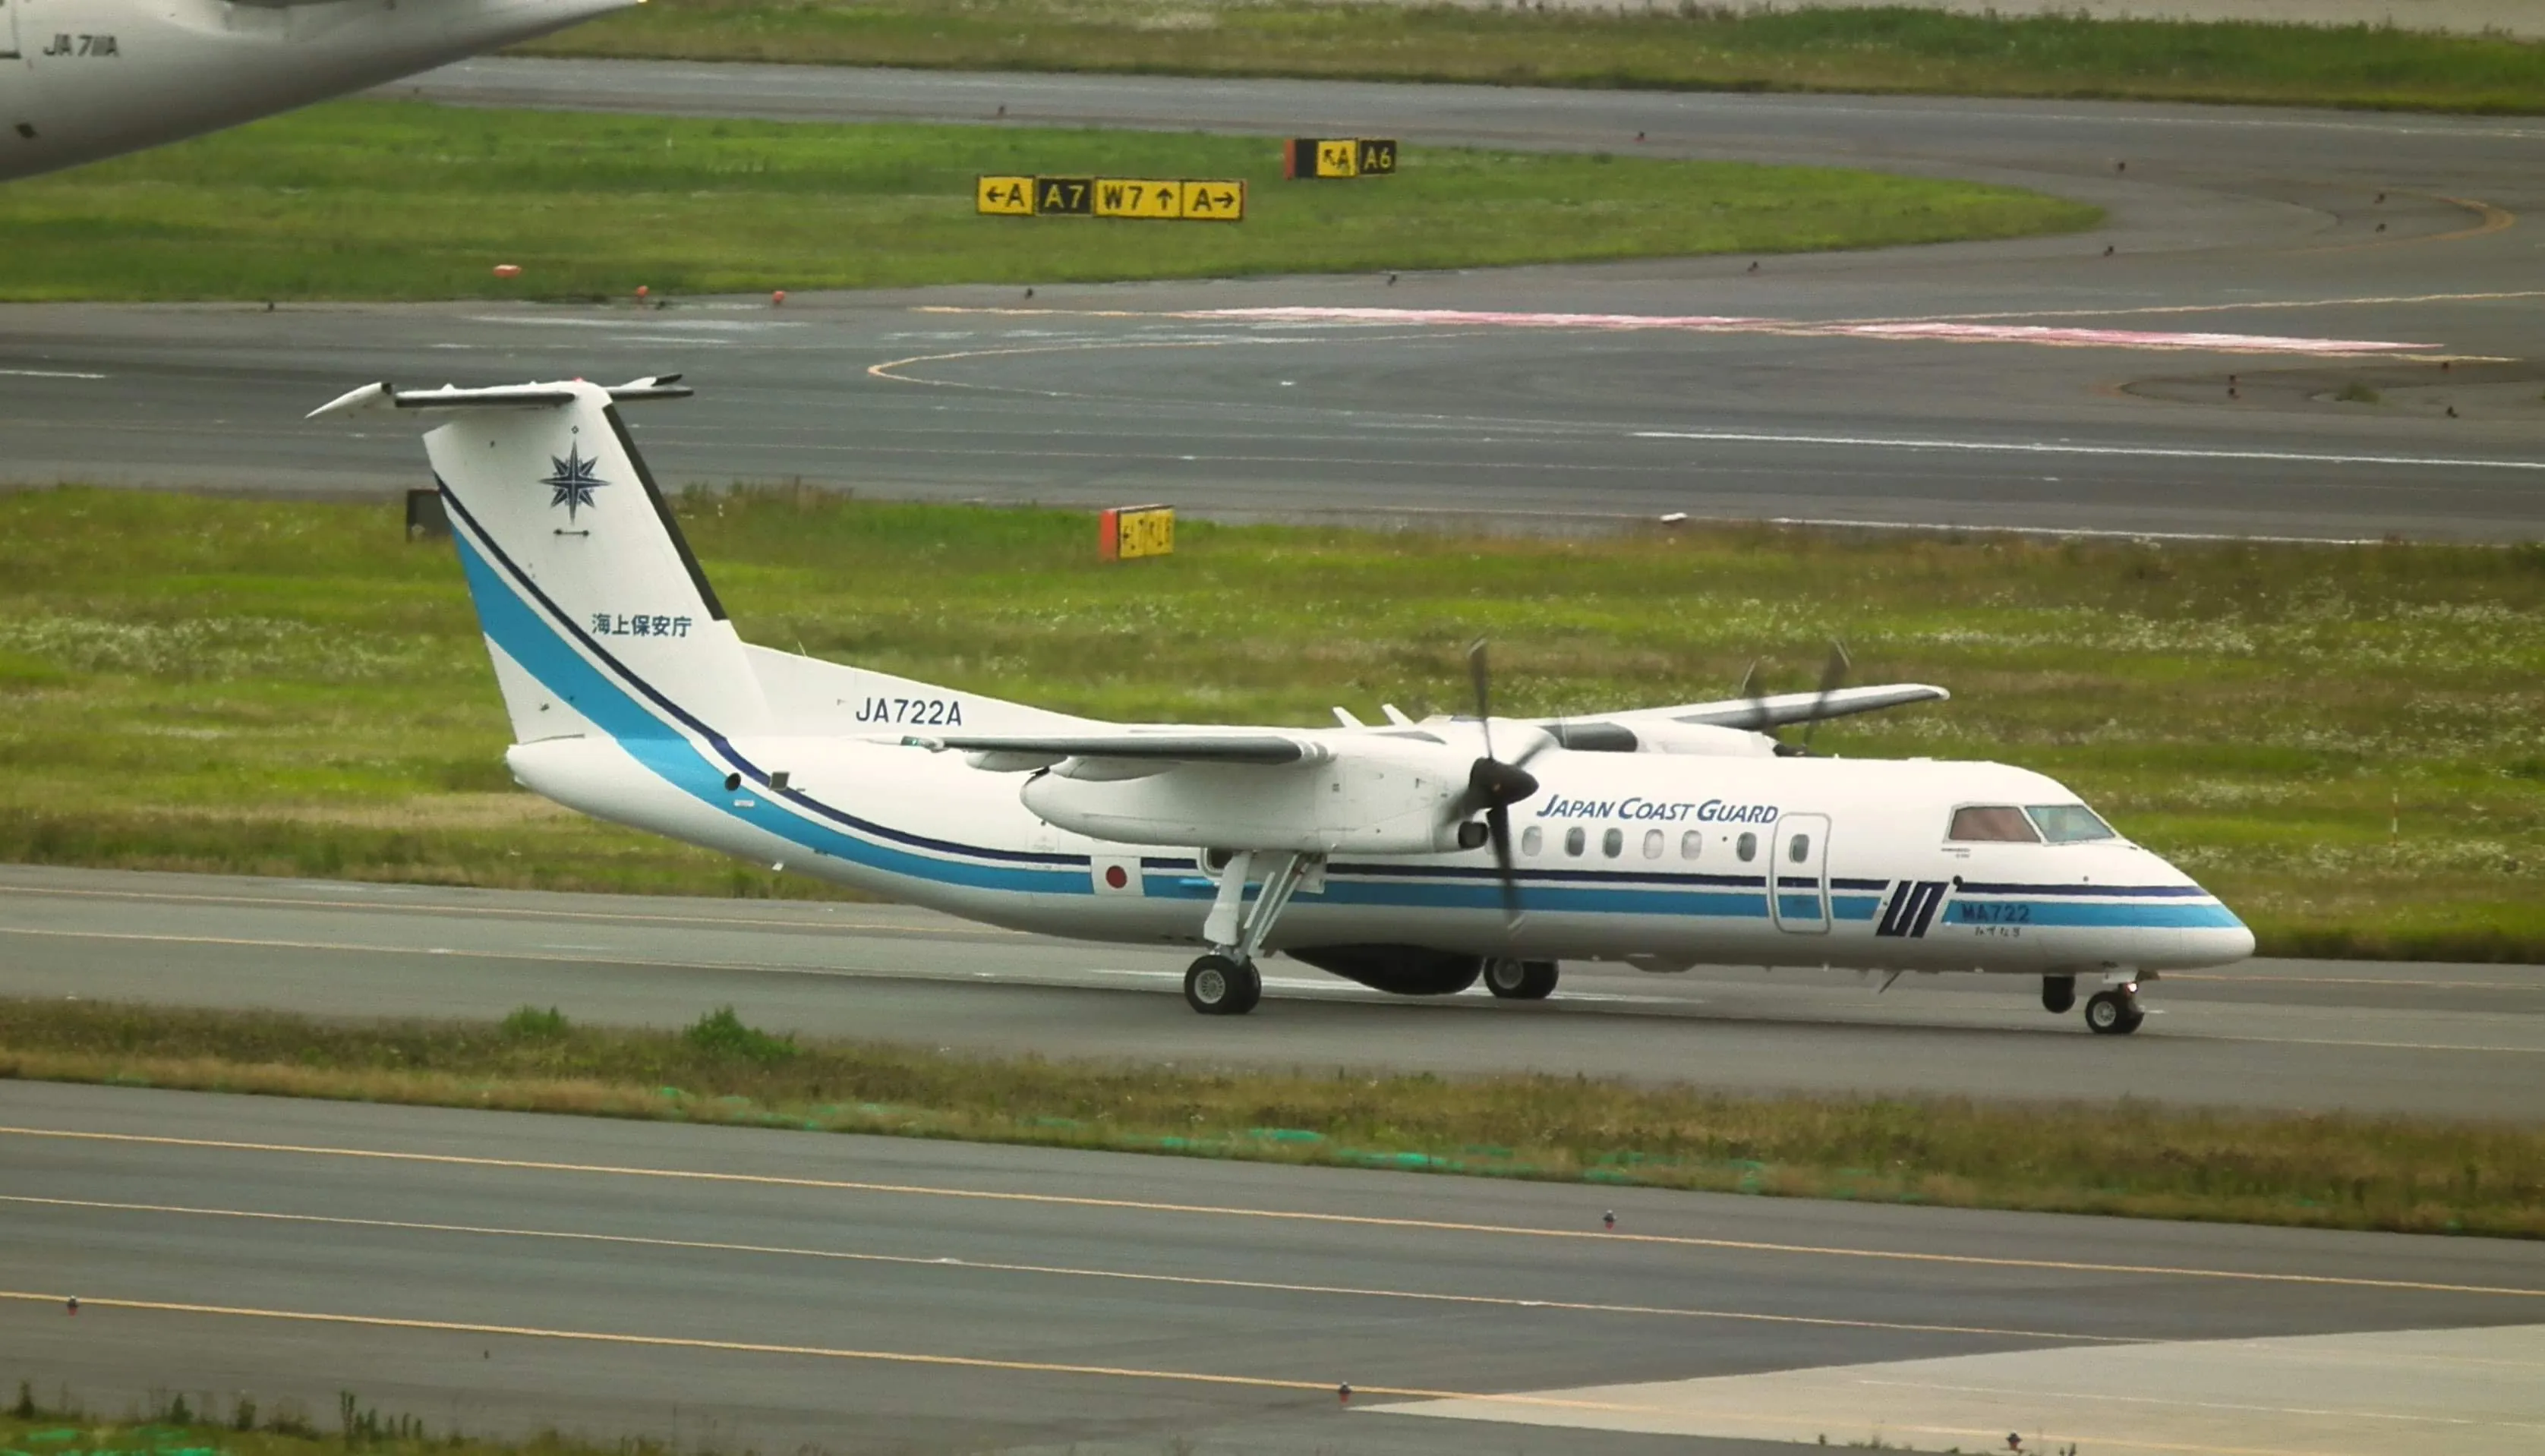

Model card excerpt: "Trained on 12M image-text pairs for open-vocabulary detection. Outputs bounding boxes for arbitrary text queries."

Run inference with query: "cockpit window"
[2027,804,2118,843]
[1948,805,2040,843]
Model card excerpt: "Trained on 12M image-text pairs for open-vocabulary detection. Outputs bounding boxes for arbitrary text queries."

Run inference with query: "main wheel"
[2083,989,2143,1035]
[1184,954,1260,1016]
[1484,959,1559,1001]
[2042,974,2077,1015]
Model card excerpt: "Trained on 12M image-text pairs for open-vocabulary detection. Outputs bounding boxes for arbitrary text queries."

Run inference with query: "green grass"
[0,99,2092,303]
[521,0,2545,115]
[4,999,2540,1234]
[2,1386,670,1456]
[2,486,2543,957]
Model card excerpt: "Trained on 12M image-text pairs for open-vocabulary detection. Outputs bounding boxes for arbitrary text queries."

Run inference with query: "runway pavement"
[2,61,2540,538]
[3,864,2539,1120]
[5,1081,2543,1454]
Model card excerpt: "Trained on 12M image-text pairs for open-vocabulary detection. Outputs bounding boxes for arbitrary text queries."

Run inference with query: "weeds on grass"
[4,998,2540,1237]
[0,1385,665,1456]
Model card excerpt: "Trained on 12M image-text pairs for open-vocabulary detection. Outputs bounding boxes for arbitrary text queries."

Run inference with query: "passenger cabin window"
[1680,830,1702,861]
[1735,831,1758,862]
[1643,828,1664,859]
[1522,825,1543,856]
[1949,805,2041,843]
[2028,804,2118,843]
[1602,827,1624,859]
[1565,826,1586,857]
[1787,832,1811,864]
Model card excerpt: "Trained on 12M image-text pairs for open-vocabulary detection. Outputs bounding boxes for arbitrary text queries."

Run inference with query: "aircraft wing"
[1568,682,1948,733]
[891,731,1332,770]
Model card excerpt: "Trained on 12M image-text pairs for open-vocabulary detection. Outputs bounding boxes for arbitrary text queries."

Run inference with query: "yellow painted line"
[0,881,1014,938]
[10,1127,2540,1300]
[0,1193,2127,1346]
[0,1287,1633,1411]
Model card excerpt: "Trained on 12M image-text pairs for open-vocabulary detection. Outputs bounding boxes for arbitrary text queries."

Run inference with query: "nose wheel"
[1184,953,1262,1016]
[2083,986,2145,1035]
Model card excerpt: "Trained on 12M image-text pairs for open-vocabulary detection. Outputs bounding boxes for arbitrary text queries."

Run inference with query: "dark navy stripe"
[1957,882,2213,899]
[1332,861,1767,888]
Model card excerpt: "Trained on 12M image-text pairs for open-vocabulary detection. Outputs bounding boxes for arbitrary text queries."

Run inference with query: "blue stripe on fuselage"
[449,519,2238,934]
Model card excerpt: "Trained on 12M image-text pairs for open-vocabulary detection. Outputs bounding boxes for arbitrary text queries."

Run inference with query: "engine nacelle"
[1623,721,1777,757]
[1020,747,1470,852]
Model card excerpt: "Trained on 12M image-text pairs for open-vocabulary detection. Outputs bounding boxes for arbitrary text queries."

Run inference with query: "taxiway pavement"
[3,864,2537,1120]
[1,62,2539,538]
[5,1081,2541,1454]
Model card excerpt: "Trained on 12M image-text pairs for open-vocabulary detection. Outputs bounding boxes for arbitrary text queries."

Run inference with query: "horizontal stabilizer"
[894,732,1329,768]
[306,376,690,419]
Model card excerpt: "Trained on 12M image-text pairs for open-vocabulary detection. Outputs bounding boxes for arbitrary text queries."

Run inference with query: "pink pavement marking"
[1191,306,2437,356]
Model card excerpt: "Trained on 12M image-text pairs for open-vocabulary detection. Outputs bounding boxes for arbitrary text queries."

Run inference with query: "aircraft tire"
[1484,959,1560,1001]
[1184,954,1260,1016]
[2042,974,2077,1015]
[2083,990,2143,1035]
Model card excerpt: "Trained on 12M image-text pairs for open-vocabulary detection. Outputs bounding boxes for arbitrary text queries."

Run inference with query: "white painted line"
[1635,428,2545,472]
[0,367,108,380]
[1193,306,2437,355]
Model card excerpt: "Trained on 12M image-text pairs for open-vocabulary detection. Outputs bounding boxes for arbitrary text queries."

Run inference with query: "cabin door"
[1769,812,1831,934]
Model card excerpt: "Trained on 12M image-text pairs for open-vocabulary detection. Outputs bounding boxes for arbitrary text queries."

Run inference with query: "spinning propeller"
[1463,640,1544,926]
[1741,641,1853,756]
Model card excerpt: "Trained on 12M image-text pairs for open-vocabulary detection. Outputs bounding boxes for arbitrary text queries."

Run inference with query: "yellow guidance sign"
[976,175,1034,216]
[978,177,1245,222]
[1099,505,1175,562]
[1285,138,1399,179]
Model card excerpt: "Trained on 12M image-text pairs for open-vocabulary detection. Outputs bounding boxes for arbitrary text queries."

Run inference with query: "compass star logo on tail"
[541,446,607,521]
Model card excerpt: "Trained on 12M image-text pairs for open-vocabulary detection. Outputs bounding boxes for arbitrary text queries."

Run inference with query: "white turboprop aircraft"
[315,377,2255,1034]
[0,0,629,181]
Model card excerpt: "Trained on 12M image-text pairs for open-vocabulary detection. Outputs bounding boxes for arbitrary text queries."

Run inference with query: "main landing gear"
[1483,958,1559,1000]
[1183,849,1320,1016]
[1183,953,1261,1016]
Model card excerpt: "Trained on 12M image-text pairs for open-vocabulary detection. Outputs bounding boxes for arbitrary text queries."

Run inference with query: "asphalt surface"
[6,1081,2542,1454]
[4,864,2539,1120]
[2,60,2541,538]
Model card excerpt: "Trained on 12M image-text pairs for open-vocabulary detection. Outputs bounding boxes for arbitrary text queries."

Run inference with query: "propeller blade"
[1466,638,1496,762]
[1796,640,1853,755]
[1486,802,1522,925]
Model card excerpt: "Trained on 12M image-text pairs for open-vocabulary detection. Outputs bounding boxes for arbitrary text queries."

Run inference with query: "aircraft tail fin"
[311,377,768,745]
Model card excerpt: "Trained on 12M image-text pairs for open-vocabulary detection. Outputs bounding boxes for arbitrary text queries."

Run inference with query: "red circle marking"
[1104,865,1128,889]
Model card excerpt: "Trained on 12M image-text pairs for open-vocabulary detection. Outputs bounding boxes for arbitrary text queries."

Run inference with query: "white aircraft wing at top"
[1616,682,1951,730]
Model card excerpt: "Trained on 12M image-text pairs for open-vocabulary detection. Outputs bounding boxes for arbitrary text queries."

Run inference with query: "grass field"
[1,487,2540,958]
[521,0,2545,114]
[0,99,2092,303]
[2,1391,627,1456]
[6,999,2539,1234]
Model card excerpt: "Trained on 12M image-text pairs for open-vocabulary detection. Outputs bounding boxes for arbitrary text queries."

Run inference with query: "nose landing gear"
[2083,983,2146,1035]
